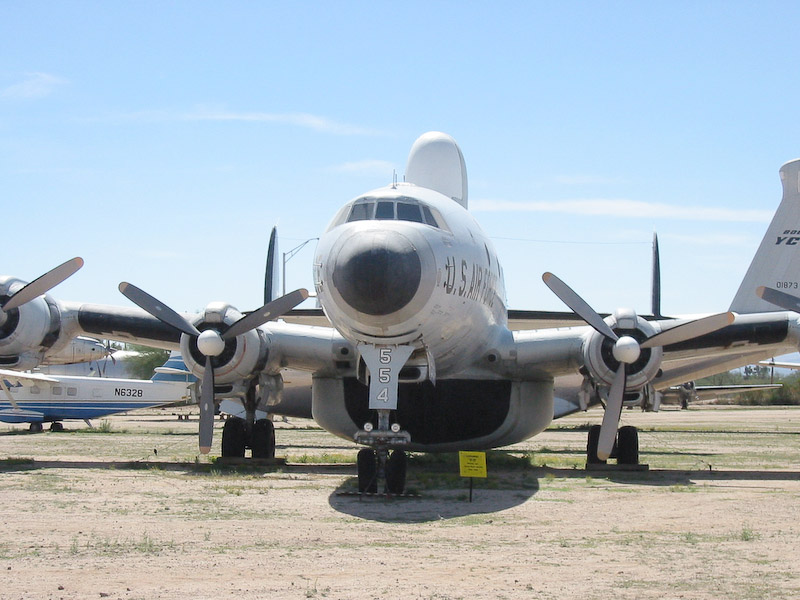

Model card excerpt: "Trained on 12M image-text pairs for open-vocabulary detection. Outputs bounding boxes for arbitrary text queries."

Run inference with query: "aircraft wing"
[0,369,59,386]
[759,360,800,369]
[667,383,782,401]
[65,302,182,350]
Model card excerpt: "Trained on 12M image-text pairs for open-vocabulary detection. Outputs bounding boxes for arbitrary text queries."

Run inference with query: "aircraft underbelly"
[312,376,552,451]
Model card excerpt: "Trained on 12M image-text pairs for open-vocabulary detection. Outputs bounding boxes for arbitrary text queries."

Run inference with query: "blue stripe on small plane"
[0,401,170,422]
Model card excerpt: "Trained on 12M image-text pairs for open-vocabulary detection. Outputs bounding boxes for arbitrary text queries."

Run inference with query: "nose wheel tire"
[385,450,407,494]
[357,448,378,493]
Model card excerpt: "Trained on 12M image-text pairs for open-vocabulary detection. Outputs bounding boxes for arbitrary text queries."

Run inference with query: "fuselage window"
[375,201,395,220]
[52,386,63,396]
[67,387,78,397]
[397,202,424,223]
[30,386,40,395]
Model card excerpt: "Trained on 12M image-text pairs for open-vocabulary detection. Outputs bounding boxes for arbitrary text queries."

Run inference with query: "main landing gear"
[219,382,276,460]
[586,424,643,467]
[220,416,276,459]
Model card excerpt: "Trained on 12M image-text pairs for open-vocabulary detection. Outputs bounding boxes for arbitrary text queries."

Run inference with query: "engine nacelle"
[582,308,664,392]
[0,276,59,368]
[179,302,268,386]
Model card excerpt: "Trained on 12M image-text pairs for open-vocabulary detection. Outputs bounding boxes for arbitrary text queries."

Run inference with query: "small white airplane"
[3,131,800,494]
[0,353,196,432]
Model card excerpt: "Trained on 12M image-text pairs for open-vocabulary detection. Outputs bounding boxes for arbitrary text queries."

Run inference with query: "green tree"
[124,344,170,380]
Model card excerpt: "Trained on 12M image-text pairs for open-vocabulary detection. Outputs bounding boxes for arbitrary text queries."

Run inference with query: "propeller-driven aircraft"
[0,353,195,431]
[2,131,800,493]
[0,257,111,367]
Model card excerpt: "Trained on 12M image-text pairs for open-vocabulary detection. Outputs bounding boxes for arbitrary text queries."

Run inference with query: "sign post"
[458,451,487,502]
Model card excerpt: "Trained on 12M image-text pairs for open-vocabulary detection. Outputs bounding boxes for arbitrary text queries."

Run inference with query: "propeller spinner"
[119,283,308,454]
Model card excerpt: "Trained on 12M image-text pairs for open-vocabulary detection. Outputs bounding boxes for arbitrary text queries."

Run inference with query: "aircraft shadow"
[541,466,800,487]
[328,464,800,522]
[328,476,539,523]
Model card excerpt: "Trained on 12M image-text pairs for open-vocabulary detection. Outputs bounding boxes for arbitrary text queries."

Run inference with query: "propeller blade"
[118,282,201,337]
[222,288,309,340]
[2,257,84,311]
[756,286,800,313]
[641,312,734,349]
[651,232,662,319]
[264,226,279,304]
[597,365,626,461]
[542,272,618,341]
[198,358,215,454]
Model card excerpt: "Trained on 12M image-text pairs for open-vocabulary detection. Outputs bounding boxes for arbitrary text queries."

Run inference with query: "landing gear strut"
[354,344,415,495]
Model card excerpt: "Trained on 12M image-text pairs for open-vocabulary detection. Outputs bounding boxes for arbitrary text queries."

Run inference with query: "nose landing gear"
[353,344,414,495]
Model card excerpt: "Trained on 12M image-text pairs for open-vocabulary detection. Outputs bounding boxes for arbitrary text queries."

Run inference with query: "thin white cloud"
[471,198,772,223]
[181,108,382,136]
[1,72,67,100]
[661,232,759,246]
[554,175,629,185]
[327,159,395,176]
[86,107,383,136]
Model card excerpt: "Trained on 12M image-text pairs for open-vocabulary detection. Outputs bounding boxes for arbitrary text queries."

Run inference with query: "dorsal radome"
[405,131,468,209]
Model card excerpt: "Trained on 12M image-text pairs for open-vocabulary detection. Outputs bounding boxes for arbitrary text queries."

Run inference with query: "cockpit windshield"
[344,196,444,229]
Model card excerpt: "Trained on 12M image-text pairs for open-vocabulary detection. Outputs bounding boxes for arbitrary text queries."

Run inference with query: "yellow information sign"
[458,451,488,478]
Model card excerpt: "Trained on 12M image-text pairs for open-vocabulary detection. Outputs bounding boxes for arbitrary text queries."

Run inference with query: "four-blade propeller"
[118,283,308,454]
[542,272,734,460]
[1,257,84,312]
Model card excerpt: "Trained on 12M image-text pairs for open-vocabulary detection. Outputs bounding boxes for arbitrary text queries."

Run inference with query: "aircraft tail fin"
[151,352,196,382]
[729,159,800,314]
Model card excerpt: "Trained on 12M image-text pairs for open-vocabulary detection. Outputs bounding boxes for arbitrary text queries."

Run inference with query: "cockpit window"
[348,201,374,221]
[342,195,448,231]
[421,206,438,227]
[375,201,394,220]
[397,202,424,223]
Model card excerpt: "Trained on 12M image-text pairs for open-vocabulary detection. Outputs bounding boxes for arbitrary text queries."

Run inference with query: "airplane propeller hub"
[197,329,225,357]
[612,335,641,364]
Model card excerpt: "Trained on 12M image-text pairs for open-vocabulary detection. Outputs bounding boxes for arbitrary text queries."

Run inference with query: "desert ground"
[1,405,799,600]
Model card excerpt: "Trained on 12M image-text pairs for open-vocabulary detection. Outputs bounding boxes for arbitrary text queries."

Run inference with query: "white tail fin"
[730,159,800,313]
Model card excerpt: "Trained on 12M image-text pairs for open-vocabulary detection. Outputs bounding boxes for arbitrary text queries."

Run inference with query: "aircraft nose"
[332,230,422,316]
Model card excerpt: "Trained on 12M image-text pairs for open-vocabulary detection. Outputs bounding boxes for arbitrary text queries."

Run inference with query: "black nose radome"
[333,231,422,316]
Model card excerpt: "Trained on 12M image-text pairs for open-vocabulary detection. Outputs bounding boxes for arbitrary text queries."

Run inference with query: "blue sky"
[3,2,800,317]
